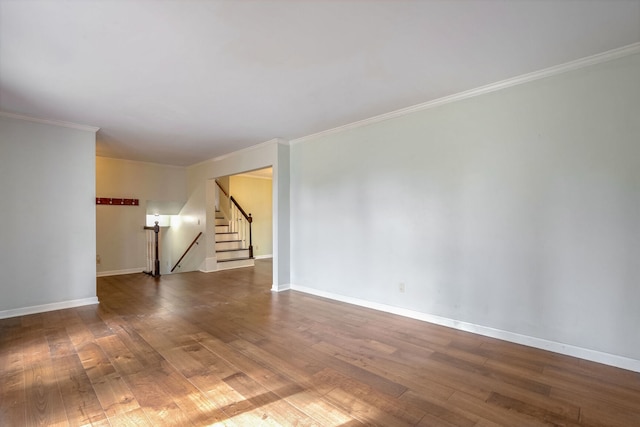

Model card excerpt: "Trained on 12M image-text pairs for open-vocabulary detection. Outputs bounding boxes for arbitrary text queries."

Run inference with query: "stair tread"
[215,232,238,235]
[216,248,249,253]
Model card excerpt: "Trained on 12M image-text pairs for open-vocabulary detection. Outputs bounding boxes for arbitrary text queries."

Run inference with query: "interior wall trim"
[0,297,99,320]
[191,138,288,168]
[0,111,100,133]
[290,42,640,146]
[272,283,291,293]
[97,267,146,277]
[290,284,640,373]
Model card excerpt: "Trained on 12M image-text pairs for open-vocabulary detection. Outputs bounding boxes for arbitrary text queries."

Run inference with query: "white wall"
[187,140,290,288]
[290,53,640,368]
[164,183,206,274]
[96,157,187,275]
[0,114,97,317]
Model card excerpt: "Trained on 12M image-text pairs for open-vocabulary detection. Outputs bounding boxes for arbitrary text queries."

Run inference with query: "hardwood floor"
[1,260,639,426]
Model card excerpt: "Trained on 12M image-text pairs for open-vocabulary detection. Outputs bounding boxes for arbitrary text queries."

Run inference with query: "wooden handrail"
[230,196,252,223]
[229,196,253,258]
[171,232,203,272]
[215,180,229,198]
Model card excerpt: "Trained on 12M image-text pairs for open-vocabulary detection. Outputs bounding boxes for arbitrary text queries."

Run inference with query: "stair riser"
[216,241,243,251]
[216,249,250,261]
[213,210,253,271]
[216,258,255,271]
[216,233,239,242]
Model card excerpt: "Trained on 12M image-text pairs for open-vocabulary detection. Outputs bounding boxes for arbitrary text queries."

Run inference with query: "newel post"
[153,221,160,276]
[143,221,161,277]
[248,213,254,259]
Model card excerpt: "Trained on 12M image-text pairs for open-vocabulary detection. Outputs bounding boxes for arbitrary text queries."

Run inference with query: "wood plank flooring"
[1,259,639,426]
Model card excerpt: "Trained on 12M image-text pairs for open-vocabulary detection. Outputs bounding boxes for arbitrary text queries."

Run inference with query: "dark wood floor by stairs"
[1,259,639,426]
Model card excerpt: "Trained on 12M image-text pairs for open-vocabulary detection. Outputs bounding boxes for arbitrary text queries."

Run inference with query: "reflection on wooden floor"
[1,259,639,426]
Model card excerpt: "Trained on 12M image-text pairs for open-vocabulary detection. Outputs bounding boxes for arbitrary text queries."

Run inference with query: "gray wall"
[0,114,97,316]
[290,53,640,365]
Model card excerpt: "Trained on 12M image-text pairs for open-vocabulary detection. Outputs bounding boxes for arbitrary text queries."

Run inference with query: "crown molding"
[190,138,288,168]
[291,42,640,145]
[96,155,187,169]
[0,111,100,133]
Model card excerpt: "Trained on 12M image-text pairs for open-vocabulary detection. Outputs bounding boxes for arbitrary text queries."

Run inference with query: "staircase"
[215,210,254,270]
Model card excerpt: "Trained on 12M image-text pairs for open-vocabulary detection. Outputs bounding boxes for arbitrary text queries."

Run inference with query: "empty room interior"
[1,1,640,425]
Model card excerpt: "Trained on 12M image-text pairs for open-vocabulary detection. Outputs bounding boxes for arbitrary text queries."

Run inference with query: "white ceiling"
[1,1,639,166]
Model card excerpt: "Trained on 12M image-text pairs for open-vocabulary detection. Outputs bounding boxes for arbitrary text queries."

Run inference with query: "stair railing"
[171,232,203,272]
[214,179,254,259]
[215,180,230,219]
[230,196,253,258]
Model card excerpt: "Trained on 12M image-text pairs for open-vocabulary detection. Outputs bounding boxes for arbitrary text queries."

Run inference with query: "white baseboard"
[272,283,291,292]
[97,267,146,277]
[290,284,640,373]
[200,257,218,273]
[255,254,273,260]
[0,297,99,320]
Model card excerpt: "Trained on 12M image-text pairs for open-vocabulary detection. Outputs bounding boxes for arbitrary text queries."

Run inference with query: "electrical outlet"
[399,282,405,293]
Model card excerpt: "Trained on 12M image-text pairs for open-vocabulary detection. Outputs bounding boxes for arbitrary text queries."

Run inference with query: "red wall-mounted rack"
[96,198,139,206]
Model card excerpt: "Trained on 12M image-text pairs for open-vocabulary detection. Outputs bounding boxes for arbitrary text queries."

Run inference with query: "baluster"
[146,230,152,272]
[233,205,238,233]
[143,221,160,277]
